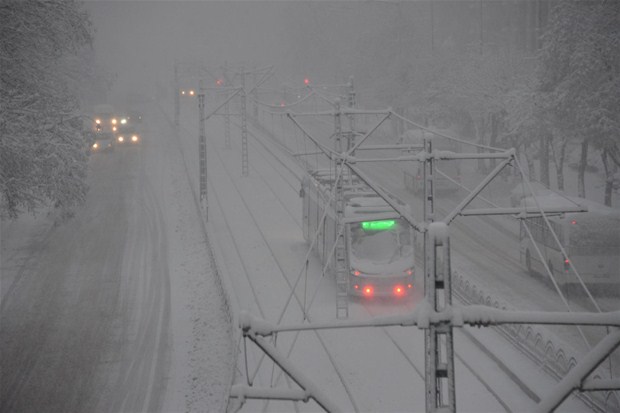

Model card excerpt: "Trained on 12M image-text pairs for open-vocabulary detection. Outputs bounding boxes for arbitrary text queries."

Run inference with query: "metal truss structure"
[179,65,619,412]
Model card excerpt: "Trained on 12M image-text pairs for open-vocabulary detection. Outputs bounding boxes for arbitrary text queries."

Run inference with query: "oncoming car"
[115,125,140,145]
[90,132,114,153]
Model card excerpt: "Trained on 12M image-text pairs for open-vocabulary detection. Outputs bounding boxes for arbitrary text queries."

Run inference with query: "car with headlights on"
[90,131,114,153]
[115,125,140,145]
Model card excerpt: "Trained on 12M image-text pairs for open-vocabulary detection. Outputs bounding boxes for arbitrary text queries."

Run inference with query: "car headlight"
[111,118,117,125]
[92,142,98,149]
[120,118,127,124]
[118,136,124,142]
[131,135,138,142]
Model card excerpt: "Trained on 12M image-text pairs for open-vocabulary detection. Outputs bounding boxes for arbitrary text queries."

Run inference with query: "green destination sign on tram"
[361,220,396,231]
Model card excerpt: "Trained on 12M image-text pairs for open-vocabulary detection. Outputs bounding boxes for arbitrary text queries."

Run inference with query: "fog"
[2,1,619,412]
[87,1,292,101]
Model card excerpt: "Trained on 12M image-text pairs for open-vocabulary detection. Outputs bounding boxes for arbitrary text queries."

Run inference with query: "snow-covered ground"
[1,93,614,412]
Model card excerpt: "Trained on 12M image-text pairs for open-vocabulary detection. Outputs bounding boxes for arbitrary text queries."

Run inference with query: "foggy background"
[86,1,540,107]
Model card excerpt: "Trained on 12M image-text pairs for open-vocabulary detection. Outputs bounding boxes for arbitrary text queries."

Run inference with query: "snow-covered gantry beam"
[536,330,620,413]
[580,379,620,392]
[457,305,620,328]
[238,306,620,336]
[430,149,515,160]
[459,206,587,217]
[340,149,514,164]
[230,385,310,402]
[241,330,342,413]
[353,144,424,151]
[444,155,514,225]
[342,212,401,225]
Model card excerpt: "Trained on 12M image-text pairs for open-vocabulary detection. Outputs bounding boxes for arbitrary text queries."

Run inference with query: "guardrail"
[452,270,616,412]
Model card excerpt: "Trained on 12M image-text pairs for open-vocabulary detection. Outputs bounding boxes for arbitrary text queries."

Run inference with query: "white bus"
[301,170,415,298]
[519,195,620,286]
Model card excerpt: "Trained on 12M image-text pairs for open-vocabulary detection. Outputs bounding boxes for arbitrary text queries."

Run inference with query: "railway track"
[183,113,555,411]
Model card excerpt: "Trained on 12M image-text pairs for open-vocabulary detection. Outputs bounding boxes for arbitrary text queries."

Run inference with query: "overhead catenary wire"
[213,120,361,411]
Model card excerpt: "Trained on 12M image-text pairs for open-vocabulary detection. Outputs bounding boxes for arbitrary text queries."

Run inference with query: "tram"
[301,169,415,297]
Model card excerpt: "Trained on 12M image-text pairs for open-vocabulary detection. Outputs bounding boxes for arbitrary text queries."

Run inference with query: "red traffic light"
[304,78,310,85]
[216,79,223,86]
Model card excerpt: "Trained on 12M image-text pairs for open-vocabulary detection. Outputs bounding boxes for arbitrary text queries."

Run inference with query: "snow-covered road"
[1,102,234,412]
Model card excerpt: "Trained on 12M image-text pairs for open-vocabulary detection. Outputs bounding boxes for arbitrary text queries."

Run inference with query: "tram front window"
[350,219,413,264]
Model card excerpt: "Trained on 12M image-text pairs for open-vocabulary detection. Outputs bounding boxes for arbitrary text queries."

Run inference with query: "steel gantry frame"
[209,64,274,176]
[240,67,249,176]
[197,83,207,221]
[333,99,349,319]
[188,69,618,411]
[228,96,620,412]
[175,62,274,180]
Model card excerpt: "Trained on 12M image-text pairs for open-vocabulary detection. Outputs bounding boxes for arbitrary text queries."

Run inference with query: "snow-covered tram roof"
[344,190,410,223]
[304,169,410,222]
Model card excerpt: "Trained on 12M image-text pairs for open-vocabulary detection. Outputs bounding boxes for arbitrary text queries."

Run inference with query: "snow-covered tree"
[537,0,620,204]
[0,0,93,218]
